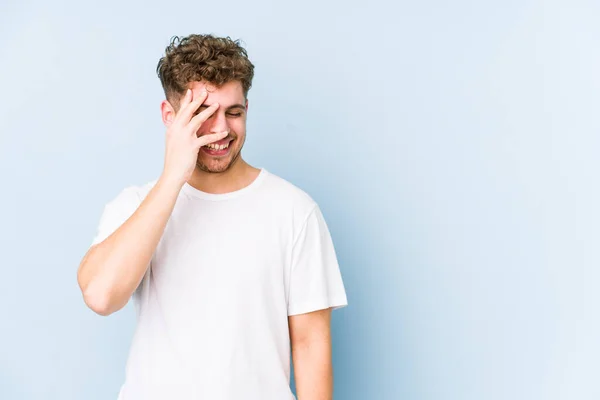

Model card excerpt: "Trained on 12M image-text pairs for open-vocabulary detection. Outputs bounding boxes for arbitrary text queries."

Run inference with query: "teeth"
[206,142,229,150]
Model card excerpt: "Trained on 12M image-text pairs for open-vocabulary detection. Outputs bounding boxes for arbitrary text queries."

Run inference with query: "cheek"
[232,119,246,132]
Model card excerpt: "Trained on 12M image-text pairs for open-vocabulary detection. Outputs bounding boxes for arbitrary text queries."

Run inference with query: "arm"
[77,88,227,316]
[289,308,333,400]
[77,175,183,316]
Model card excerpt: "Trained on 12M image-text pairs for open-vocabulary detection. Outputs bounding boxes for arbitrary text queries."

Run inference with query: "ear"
[245,99,249,112]
[161,100,176,126]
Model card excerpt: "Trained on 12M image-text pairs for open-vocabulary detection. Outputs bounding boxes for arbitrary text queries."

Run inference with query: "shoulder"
[91,180,158,246]
[104,179,157,210]
[259,170,319,220]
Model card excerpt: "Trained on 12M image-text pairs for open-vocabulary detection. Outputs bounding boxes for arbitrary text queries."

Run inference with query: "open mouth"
[201,139,234,156]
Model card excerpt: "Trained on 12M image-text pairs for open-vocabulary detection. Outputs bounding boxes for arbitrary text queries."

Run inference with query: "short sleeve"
[90,187,142,247]
[287,205,348,316]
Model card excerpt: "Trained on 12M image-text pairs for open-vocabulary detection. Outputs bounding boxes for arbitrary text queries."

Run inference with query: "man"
[77,34,347,400]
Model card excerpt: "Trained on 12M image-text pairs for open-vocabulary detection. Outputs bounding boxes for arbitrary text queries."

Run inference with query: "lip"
[212,138,233,145]
[201,138,234,156]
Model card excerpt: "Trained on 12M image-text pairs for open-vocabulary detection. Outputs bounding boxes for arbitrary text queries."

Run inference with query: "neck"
[186,157,261,194]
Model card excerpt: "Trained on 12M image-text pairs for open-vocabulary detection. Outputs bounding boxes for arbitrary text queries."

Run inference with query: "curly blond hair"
[156,34,255,107]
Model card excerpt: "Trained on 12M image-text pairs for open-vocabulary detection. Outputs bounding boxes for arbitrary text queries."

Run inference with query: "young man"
[77,34,347,400]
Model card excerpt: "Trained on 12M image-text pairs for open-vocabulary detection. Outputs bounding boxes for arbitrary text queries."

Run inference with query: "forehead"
[187,80,245,104]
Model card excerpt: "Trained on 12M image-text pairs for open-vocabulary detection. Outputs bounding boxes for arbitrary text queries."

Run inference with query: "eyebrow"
[198,103,246,111]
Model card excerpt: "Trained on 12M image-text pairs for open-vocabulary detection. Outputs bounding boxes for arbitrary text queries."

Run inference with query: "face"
[164,80,248,174]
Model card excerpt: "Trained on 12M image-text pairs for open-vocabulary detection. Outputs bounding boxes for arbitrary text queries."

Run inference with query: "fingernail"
[201,90,207,96]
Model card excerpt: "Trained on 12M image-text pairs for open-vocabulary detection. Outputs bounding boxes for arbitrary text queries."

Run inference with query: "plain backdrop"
[1,0,599,399]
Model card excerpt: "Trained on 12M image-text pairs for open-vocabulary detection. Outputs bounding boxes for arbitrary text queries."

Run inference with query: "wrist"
[157,172,186,192]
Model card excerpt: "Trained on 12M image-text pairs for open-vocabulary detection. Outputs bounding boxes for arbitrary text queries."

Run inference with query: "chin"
[196,159,233,174]
[197,146,242,174]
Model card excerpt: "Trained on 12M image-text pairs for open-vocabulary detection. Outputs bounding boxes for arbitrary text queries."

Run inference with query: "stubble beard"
[195,134,245,174]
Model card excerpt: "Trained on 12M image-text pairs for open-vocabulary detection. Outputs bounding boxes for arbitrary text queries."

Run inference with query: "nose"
[209,110,229,134]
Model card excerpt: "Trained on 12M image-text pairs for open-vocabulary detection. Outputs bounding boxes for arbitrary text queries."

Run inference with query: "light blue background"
[1,0,599,399]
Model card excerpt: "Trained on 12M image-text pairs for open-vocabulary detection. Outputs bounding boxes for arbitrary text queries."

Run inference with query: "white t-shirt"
[90,168,348,400]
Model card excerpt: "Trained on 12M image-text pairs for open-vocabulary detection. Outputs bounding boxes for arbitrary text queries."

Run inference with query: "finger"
[178,89,193,113]
[196,130,229,148]
[179,90,209,123]
[189,102,220,130]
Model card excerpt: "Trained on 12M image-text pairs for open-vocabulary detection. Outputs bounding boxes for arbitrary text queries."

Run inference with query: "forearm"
[77,174,183,315]
[292,338,333,400]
